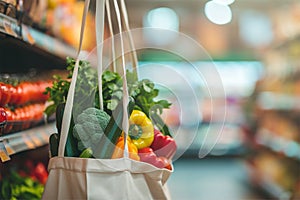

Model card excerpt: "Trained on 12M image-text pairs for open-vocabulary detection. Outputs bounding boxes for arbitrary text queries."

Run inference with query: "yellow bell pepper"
[129,110,154,149]
[111,136,140,161]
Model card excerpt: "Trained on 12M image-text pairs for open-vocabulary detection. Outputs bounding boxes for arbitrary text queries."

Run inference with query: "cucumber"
[94,97,135,159]
[79,148,93,158]
[56,103,80,157]
[49,133,59,157]
[55,103,65,134]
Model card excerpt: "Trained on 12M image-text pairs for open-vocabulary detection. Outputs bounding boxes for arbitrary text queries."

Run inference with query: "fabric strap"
[96,0,106,111]
[58,0,132,158]
[105,0,117,72]
[58,0,91,157]
[120,0,138,72]
[113,0,130,156]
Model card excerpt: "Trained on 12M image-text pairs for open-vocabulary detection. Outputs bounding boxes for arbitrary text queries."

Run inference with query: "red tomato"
[0,107,7,127]
[0,83,11,106]
[3,108,14,133]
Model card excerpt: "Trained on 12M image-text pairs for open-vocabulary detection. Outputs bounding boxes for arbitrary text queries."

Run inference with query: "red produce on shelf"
[0,80,52,107]
[1,103,47,135]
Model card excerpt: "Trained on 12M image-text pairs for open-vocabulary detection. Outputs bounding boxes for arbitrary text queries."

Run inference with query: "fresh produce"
[138,147,172,169]
[79,148,93,158]
[44,57,171,124]
[149,105,172,137]
[0,161,48,200]
[0,75,52,134]
[0,81,52,107]
[128,110,154,149]
[112,136,140,161]
[44,57,97,118]
[0,171,44,200]
[0,107,7,127]
[45,58,175,166]
[73,107,110,152]
[1,103,47,134]
[150,129,177,159]
[94,98,135,159]
[55,103,79,157]
[49,133,59,157]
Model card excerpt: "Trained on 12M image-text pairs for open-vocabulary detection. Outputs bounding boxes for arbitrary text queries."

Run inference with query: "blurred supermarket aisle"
[168,157,267,200]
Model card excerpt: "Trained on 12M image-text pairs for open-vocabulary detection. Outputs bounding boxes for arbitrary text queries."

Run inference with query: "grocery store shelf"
[247,163,292,200]
[255,128,300,162]
[0,123,56,162]
[0,13,76,72]
[257,92,300,111]
[0,13,20,38]
[256,174,292,200]
[21,25,76,60]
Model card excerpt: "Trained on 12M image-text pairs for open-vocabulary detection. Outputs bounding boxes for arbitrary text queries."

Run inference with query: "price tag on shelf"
[22,133,36,149]
[2,17,18,37]
[22,25,35,44]
[0,141,10,162]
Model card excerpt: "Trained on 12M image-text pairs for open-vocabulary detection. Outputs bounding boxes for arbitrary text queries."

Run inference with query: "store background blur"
[1,0,300,199]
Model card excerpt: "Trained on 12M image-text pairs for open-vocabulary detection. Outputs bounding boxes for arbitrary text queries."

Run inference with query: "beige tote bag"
[42,0,173,199]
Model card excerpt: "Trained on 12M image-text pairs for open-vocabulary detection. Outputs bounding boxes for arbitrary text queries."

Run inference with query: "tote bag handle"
[58,0,92,157]
[58,0,135,158]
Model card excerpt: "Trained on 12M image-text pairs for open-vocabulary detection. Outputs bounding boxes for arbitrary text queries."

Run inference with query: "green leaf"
[44,104,57,118]
[107,99,119,111]
[142,82,152,93]
[126,70,138,84]
[112,90,123,99]
[103,71,117,82]
[156,100,172,109]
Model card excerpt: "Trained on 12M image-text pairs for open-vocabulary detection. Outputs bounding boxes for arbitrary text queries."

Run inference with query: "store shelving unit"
[0,123,56,162]
[244,17,300,198]
[0,5,74,164]
[0,12,76,72]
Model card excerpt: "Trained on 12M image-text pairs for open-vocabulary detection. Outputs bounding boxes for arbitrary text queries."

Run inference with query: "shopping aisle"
[168,157,267,200]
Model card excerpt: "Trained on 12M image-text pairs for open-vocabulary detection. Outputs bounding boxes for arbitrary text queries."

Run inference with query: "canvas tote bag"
[42,0,173,199]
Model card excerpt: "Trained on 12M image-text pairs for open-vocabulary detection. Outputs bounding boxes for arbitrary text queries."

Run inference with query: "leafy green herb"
[44,58,172,133]
[0,171,44,200]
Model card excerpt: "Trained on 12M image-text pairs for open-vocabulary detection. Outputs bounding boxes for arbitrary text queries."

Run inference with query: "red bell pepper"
[138,147,171,169]
[150,129,177,159]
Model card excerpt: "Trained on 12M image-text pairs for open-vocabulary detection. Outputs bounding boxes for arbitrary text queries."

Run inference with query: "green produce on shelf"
[0,163,47,200]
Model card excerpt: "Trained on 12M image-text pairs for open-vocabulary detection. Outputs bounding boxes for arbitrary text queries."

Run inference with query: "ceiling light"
[205,1,232,25]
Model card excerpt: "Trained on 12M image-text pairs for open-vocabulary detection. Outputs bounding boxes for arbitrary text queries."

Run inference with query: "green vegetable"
[55,103,65,135]
[56,103,80,157]
[94,97,135,159]
[0,171,44,200]
[149,105,172,137]
[128,78,171,117]
[73,107,110,154]
[49,133,59,157]
[79,148,93,158]
[102,70,172,117]
[44,57,172,119]
[44,57,99,118]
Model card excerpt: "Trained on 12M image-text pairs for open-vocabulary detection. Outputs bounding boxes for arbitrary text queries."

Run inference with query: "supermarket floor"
[168,157,268,200]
